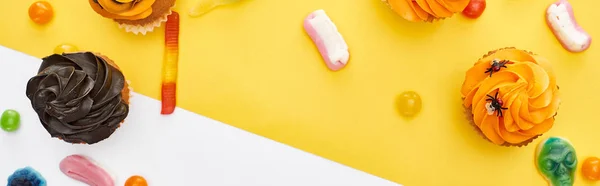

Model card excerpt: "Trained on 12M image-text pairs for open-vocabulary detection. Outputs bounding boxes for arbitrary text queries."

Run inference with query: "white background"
[0,46,402,186]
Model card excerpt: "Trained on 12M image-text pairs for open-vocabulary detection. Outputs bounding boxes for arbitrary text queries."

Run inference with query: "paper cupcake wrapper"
[123,80,133,125]
[117,9,173,35]
[425,17,445,22]
[127,80,133,97]
[479,47,538,60]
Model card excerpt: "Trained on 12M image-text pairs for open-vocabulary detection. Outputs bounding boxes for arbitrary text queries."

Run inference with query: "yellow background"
[1,0,599,185]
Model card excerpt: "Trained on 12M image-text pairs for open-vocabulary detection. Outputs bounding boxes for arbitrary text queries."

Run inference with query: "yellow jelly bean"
[54,44,78,54]
[396,91,422,117]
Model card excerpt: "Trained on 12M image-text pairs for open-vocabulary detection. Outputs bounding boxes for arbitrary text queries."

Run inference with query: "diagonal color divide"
[2,0,600,185]
[0,45,401,186]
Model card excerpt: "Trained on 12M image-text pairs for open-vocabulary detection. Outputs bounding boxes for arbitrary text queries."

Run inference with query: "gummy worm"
[161,11,180,114]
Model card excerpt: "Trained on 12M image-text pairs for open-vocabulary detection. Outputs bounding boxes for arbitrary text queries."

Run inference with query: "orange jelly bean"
[582,157,600,181]
[124,175,148,186]
[28,1,53,25]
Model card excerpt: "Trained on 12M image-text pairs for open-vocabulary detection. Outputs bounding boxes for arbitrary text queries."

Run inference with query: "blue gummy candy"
[7,167,46,186]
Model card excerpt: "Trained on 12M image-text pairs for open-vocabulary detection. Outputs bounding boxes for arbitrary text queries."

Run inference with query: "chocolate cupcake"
[26,52,130,144]
[460,47,560,147]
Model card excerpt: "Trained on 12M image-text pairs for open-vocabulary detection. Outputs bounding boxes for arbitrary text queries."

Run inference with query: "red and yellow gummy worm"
[161,11,179,114]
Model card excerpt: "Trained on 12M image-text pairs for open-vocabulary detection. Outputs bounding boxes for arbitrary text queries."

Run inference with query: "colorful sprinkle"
[1,109,20,132]
[161,11,180,115]
[7,167,47,186]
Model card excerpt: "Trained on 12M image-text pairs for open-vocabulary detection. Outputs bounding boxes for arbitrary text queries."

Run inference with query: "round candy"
[54,44,79,54]
[396,91,422,117]
[125,175,148,186]
[1,109,20,132]
[582,157,600,181]
[28,1,53,25]
[462,0,486,19]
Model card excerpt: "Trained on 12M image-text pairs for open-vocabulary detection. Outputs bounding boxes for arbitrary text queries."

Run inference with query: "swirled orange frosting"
[89,0,155,20]
[461,48,560,145]
[387,0,470,22]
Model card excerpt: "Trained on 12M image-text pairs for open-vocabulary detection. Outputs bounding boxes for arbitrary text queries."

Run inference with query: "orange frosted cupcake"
[88,0,176,35]
[460,47,560,147]
[382,0,469,22]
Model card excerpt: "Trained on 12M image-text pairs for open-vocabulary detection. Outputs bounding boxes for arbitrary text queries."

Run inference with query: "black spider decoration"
[484,59,509,77]
[486,92,508,117]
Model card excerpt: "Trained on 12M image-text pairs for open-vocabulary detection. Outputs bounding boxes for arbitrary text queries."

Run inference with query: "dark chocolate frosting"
[25,52,129,144]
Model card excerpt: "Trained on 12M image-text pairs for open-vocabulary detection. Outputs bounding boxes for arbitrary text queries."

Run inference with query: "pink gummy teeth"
[546,0,591,53]
[303,9,350,71]
[59,154,115,186]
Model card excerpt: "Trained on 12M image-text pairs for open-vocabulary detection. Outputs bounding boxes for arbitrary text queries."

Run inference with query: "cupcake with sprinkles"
[26,52,130,144]
[460,47,560,147]
[88,0,176,35]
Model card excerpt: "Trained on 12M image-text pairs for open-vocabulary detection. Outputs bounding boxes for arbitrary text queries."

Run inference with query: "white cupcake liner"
[117,9,173,35]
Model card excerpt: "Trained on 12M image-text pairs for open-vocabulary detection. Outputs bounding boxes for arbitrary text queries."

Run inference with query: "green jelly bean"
[1,109,21,132]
